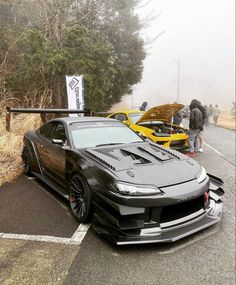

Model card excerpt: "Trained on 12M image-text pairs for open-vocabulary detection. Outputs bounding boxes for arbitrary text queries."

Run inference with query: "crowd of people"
[138,100,221,157]
[181,103,221,126]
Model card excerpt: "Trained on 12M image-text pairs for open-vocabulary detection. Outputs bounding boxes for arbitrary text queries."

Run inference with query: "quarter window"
[115,113,127,122]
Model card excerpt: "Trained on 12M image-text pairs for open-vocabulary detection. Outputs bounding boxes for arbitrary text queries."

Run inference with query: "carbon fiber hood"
[136,103,184,124]
[85,142,201,187]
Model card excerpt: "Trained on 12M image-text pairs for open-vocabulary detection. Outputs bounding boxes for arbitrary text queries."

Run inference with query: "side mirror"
[52,139,64,145]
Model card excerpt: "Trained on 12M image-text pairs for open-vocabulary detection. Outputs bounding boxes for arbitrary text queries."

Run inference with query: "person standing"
[213,105,220,125]
[182,105,190,119]
[197,101,206,153]
[204,105,210,126]
[208,104,214,124]
[172,101,183,125]
[185,99,204,157]
[231,102,236,117]
[140,101,148,111]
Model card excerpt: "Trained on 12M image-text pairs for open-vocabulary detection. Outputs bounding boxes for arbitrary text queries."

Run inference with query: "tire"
[69,174,92,222]
[22,147,31,175]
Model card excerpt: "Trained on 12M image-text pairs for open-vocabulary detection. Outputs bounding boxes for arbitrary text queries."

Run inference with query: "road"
[204,125,235,165]
[0,126,235,284]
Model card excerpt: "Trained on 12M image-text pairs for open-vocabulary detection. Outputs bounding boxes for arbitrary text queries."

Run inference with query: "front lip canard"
[136,103,185,124]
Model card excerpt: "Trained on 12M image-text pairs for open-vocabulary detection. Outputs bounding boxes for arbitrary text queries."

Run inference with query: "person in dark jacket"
[172,101,183,125]
[197,100,206,152]
[186,99,204,157]
[140,101,148,111]
[208,104,214,124]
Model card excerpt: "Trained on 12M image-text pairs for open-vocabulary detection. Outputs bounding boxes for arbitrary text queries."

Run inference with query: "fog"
[114,0,235,111]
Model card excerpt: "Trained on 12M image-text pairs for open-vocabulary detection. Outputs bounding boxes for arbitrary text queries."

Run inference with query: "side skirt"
[31,172,69,200]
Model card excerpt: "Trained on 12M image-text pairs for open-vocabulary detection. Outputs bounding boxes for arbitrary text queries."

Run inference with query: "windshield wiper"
[95,143,124,147]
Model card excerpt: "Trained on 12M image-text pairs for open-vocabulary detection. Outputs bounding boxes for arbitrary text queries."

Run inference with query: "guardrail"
[5,107,92,131]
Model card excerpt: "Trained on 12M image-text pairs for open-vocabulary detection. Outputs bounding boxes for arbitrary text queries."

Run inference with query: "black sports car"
[22,117,224,245]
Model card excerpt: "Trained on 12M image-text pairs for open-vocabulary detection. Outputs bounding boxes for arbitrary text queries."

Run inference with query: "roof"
[50,116,118,125]
[111,110,143,115]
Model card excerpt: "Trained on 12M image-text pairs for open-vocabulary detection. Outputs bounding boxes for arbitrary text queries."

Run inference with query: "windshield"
[70,122,143,148]
[129,113,144,124]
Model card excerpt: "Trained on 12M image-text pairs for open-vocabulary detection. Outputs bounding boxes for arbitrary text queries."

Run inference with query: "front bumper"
[91,174,224,245]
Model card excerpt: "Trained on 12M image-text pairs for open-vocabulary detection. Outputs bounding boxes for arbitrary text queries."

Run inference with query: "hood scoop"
[86,147,152,171]
[86,149,121,171]
[86,143,176,172]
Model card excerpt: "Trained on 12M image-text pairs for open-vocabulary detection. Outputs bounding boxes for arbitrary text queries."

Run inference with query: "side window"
[109,114,117,119]
[115,113,127,122]
[50,123,67,142]
[39,122,53,139]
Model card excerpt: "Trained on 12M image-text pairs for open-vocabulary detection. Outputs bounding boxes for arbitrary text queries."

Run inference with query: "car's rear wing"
[92,111,112,117]
[5,107,92,131]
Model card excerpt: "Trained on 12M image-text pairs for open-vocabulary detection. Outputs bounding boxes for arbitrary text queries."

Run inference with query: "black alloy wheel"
[69,174,92,223]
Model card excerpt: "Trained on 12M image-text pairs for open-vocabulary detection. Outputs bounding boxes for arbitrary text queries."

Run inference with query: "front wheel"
[69,174,92,222]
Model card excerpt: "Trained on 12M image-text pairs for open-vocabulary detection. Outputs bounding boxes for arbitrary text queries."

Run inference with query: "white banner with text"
[66,75,84,117]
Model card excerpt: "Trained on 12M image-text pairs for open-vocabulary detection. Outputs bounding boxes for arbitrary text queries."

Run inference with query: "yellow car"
[108,103,188,150]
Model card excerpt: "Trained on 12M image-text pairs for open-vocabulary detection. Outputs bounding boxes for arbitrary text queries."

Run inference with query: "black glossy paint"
[22,117,224,245]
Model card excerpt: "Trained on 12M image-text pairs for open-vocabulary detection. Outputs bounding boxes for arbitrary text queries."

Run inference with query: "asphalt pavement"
[0,125,235,284]
[203,124,235,165]
[0,176,79,237]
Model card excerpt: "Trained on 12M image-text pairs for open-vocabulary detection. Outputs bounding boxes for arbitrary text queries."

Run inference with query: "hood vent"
[86,149,118,171]
[137,145,172,161]
[86,146,152,171]
[120,149,151,165]
[149,143,184,160]
[86,143,179,172]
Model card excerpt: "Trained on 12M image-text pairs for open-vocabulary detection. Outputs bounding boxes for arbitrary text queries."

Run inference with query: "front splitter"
[92,199,223,245]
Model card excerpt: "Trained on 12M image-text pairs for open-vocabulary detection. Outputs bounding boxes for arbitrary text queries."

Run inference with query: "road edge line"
[204,143,225,158]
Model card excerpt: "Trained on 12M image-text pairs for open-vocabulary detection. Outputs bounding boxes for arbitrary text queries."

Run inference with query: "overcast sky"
[116,0,235,110]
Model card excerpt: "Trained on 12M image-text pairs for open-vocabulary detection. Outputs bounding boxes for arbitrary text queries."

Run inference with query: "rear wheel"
[69,174,92,222]
[22,147,31,175]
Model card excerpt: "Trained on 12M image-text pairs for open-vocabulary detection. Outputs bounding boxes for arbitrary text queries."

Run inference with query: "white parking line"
[0,224,91,245]
[71,223,91,242]
[204,143,225,158]
[0,176,91,245]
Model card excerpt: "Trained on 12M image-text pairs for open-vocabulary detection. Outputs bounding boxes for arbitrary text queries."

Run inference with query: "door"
[36,121,67,189]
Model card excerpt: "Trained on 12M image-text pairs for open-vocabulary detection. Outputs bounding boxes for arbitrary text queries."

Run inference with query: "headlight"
[111,182,162,196]
[197,167,207,183]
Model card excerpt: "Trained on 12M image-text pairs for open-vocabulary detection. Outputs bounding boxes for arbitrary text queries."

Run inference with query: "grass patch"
[0,113,41,186]
[217,111,235,130]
